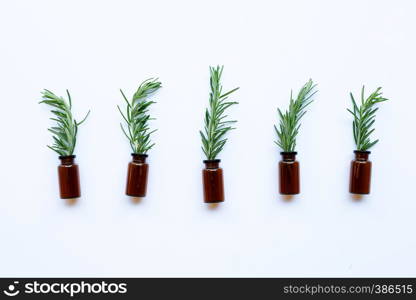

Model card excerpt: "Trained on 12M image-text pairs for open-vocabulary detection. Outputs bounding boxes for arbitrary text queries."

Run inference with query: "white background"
[0,0,415,277]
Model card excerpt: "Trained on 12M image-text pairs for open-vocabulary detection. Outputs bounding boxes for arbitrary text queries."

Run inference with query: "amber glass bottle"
[202,159,224,203]
[125,154,149,197]
[349,150,372,194]
[58,155,81,199]
[279,152,300,195]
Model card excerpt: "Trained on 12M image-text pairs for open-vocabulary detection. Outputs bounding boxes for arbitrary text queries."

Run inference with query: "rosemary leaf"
[348,86,388,151]
[39,89,90,156]
[119,78,162,154]
[274,79,317,152]
[200,66,239,160]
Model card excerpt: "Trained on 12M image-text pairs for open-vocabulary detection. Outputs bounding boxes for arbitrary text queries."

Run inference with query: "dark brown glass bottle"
[202,159,224,203]
[58,155,81,199]
[349,150,372,194]
[279,152,300,195]
[126,153,149,197]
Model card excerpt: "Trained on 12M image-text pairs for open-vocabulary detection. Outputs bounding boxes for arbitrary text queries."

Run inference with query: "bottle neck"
[204,159,220,169]
[281,152,297,162]
[354,150,370,161]
[132,153,148,163]
[59,155,75,165]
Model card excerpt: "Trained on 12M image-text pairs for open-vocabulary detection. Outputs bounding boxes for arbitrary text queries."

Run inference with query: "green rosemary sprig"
[347,86,388,151]
[39,89,90,156]
[200,66,239,160]
[274,79,317,152]
[118,78,162,154]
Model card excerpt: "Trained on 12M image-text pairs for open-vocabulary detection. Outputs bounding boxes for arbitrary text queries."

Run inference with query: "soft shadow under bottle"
[58,155,81,199]
[279,152,300,195]
[202,159,224,203]
[126,153,149,197]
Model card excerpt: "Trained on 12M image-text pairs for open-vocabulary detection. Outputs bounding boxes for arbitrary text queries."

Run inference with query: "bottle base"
[204,199,224,204]
[126,192,146,197]
[279,192,300,195]
[349,191,370,195]
[60,195,80,200]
